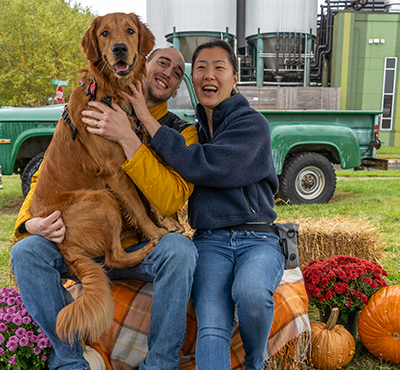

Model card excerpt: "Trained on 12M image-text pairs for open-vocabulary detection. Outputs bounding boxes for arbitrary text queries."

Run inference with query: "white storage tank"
[163,0,237,61]
[146,0,168,48]
[384,0,400,12]
[245,0,318,76]
[245,0,318,37]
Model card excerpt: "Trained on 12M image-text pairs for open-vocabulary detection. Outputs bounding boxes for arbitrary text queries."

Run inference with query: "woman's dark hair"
[191,39,238,75]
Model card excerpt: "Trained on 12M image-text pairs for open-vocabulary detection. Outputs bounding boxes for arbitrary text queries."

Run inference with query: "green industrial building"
[331,11,400,147]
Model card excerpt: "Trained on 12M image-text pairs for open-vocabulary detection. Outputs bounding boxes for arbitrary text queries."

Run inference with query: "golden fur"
[30,13,183,344]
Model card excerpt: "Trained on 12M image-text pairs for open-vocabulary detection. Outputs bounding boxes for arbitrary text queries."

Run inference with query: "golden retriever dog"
[29,13,183,345]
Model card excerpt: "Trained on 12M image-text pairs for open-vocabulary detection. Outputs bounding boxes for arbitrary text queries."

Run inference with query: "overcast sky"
[76,0,147,20]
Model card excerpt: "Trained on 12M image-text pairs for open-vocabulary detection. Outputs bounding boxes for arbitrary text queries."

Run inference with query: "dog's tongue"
[115,62,128,72]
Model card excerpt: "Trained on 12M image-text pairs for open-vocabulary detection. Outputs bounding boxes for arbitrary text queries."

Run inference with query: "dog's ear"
[130,13,155,57]
[81,16,101,62]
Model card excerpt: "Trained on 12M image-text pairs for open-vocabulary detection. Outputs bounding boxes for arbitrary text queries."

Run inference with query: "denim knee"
[158,233,198,268]
[197,327,231,344]
[10,236,39,271]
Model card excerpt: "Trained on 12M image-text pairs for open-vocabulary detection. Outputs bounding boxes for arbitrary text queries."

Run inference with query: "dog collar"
[79,77,97,101]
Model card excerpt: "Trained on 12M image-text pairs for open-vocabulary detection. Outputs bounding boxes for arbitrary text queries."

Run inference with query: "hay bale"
[178,205,385,268]
[277,215,386,268]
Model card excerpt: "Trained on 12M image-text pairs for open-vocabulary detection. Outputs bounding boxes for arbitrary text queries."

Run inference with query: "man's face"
[144,48,185,106]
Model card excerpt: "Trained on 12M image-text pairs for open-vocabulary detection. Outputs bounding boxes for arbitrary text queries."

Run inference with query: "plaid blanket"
[66,267,310,370]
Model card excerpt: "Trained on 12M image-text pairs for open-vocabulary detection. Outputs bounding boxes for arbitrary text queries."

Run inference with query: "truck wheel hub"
[295,166,326,200]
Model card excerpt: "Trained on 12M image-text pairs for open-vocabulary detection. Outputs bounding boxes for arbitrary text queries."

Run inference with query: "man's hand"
[25,211,66,243]
[122,84,162,138]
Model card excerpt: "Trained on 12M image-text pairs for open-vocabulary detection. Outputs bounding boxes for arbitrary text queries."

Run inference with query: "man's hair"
[146,48,161,63]
[191,39,238,75]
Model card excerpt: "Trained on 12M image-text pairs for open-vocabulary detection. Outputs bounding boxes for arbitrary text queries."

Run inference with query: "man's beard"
[144,80,172,106]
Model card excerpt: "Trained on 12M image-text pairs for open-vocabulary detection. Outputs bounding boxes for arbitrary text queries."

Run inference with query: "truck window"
[167,79,193,110]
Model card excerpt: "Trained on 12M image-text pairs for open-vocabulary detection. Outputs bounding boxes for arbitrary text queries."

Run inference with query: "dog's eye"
[101,30,109,37]
[127,28,135,35]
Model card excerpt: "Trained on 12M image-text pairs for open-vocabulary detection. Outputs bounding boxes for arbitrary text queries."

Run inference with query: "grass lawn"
[376,145,400,159]
[1,174,399,369]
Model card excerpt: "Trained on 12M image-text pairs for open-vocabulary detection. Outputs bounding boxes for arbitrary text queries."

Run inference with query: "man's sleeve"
[122,125,198,217]
[13,163,42,240]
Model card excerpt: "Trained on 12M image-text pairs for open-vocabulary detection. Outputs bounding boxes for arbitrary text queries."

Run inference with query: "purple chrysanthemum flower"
[8,356,16,365]
[0,347,4,355]
[12,316,23,326]
[0,333,4,344]
[7,335,19,343]
[38,338,48,349]
[22,316,32,325]
[0,322,7,331]
[3,314,12,322]
[7,307,16,314]
[25,330,34,338]
[16,327,26,338]
[19,336,29,347]
[33,347,41,355]
[6,340,18,351]
[7,297,16,305]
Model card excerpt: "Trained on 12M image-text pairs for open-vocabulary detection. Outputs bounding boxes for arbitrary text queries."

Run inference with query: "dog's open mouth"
[111,56,136,76]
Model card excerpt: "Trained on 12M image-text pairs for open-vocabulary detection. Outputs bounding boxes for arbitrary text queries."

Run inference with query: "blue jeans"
[10,233,197,370]
[191,229,285,370]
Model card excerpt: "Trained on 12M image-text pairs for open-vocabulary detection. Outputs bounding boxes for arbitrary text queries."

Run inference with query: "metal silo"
[146,0,168,48]
[384,0,400,12]
[245,0,318,83]
[164,0,237,61]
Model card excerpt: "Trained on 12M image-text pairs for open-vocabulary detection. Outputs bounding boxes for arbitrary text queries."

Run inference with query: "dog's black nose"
[112,43,128,57]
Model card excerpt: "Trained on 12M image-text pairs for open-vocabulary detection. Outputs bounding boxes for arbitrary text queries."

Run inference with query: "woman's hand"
[82,101,141,160]
[25,211,66,243]
[82,101,134,144]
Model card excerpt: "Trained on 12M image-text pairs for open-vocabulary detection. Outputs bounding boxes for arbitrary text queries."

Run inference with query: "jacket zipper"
[243,187,256,213]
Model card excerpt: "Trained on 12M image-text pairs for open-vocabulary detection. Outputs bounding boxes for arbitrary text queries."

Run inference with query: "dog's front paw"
[161,217,185,234]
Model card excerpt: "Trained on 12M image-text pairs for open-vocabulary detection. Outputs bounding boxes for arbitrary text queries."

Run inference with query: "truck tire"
[21,151,45,198]
[279,152,336,204]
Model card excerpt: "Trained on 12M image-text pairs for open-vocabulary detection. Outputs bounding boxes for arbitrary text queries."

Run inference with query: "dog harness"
[62,107,77,142]
[63,77,146,143]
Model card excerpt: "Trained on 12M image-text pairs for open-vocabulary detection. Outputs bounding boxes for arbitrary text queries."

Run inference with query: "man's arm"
[122,124,197,216]
[13,161,65,243]
[82,100,198,217]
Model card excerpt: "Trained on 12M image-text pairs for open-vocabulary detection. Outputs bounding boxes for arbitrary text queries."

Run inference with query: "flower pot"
[319,309,360,337]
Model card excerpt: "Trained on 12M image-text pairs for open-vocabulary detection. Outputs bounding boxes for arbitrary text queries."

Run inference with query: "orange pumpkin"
[358,285,400,365]
[308,308,355,370]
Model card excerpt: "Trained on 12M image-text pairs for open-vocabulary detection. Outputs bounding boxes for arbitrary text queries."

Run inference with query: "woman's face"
[192,47,238,111]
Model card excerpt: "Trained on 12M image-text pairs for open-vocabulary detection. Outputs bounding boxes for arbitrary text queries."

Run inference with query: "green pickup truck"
[0,70,387,204]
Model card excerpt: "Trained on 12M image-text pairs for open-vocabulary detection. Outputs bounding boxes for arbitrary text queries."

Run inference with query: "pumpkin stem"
[325,307,339,331]
[393,332,400,341]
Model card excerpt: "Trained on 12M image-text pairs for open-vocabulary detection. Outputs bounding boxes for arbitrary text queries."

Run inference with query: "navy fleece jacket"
[151,93,279,229]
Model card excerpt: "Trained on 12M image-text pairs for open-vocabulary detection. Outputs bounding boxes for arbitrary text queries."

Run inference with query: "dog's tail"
[56,253,113,345]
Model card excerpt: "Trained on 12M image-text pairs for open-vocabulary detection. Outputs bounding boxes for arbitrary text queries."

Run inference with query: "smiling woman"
[140,39,283,370]
[191,42,238,136]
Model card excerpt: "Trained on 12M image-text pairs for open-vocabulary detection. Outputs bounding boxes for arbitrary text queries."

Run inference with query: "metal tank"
[163,0,237,61]
[245,0,318,81]
[384,0,400,12]
[146,0,168,48]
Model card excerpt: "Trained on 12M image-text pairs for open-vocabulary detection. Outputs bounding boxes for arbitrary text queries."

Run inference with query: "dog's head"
[81,13,155,81]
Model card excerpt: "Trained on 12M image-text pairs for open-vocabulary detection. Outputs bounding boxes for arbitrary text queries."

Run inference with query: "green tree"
[0,0,95,106]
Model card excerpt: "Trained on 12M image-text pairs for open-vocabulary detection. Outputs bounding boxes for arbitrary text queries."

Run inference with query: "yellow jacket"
[13,102,198,242]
